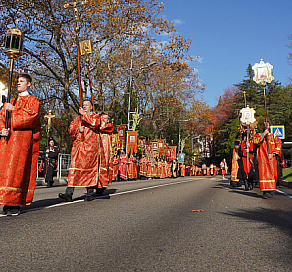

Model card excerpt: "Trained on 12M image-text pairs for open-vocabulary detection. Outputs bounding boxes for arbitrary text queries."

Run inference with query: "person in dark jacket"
[42,138,59,187]
[237,132,258,191]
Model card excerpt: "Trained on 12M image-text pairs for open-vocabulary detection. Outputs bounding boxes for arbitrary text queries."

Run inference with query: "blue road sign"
[271,125,285,139]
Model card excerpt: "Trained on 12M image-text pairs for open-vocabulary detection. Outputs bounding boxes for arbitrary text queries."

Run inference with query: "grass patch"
[283,168,292,182]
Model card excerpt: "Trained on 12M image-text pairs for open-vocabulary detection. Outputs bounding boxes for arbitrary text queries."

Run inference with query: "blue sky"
[162,0,292,107]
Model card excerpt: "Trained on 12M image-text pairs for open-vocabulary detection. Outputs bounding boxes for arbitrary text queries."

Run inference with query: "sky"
[162,0,292,107]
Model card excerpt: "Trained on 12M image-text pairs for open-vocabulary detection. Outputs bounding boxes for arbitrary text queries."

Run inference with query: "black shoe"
[47,181,53,188]
[96,188,106,196]
[2,206,9,215]
[268,191,274,197]
[263,192,268,199]
[6,207,20,216]
[84,195,93,202]
[58,193,73,202]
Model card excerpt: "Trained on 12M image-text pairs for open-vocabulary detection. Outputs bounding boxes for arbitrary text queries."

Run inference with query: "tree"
[0,0,204,151]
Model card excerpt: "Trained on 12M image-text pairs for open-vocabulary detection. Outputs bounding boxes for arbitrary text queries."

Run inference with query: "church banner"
[112,131,119,156]
[138,137,146,152]
[167,146,177,161]
[145,143,152,161]
[117,124,126,150]
[127,131,138,155]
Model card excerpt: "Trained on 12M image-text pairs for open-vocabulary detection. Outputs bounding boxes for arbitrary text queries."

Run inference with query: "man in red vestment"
[180,163,186,177]
[119,150,128,181]
[254,122,282,199]
[147,160,154,179]
[96,113,114,195]
[157,159,163,178]
[237,133,258,191]
[128,154,137,180]
[139,154,147,180]
[0,74,40,216]
[112,155,119,181]
[59,100,101,202]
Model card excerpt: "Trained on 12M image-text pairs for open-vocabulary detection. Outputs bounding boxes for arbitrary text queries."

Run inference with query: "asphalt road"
[0,176,292,271]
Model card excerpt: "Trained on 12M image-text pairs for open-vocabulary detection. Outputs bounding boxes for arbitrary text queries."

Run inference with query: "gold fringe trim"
[0,186,34,193]
[69,167,97,171]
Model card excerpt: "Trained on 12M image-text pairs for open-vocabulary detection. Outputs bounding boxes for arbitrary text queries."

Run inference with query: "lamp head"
[4,26,24,59]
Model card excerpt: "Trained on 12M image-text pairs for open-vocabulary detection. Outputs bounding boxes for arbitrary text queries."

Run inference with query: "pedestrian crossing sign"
[271,125,285,139]
[178,153,185,163]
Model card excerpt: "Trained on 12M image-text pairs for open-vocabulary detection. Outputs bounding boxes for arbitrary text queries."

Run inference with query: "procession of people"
[0,71,286,215]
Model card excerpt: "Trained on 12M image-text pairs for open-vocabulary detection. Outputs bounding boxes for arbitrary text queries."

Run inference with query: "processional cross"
[44,109,55,143]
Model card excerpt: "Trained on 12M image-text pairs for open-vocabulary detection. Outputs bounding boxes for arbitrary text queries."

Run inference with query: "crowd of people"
[0,73,285,216]
[230,124,283,199]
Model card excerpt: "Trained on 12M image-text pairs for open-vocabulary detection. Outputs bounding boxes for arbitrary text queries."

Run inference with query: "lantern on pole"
[3,22,24,140]
[252,58,274,154]
[252,59,273,123]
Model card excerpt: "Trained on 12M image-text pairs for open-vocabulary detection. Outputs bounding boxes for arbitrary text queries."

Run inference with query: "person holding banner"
[0,73,40,216]
[59,99,101,202]
[254,122,282,199]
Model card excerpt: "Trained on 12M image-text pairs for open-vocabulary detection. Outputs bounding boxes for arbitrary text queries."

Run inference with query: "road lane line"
[0,178,199,217]
[276,189,292,199]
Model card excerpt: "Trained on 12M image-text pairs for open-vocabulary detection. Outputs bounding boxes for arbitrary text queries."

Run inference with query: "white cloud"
[173,19,185,26]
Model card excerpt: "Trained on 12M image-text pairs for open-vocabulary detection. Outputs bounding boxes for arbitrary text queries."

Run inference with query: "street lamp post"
[177,118,193,160]
[125,57,156,153]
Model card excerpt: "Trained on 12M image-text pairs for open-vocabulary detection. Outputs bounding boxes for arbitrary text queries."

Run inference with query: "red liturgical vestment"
[68,113,101,187]
[0,95,40,206]
[139,157,147,176]
[119,154,128,180]
[254,133,282,191]
[98,123,114,188]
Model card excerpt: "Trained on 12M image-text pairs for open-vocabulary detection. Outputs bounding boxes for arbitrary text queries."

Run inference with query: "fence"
[37,153,71,181]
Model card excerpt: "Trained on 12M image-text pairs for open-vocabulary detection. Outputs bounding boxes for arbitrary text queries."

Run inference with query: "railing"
[37,153,71,181]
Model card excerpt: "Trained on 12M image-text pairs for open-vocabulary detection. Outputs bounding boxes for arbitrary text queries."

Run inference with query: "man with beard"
[59,99,101,202]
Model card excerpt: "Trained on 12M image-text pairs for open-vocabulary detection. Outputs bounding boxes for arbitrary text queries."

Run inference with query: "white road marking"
[276,189,292,199]
[0,178,199,217]
[1,179,290,217]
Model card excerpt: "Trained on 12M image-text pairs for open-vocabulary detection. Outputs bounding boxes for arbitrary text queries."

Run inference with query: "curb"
[280,180,292,189]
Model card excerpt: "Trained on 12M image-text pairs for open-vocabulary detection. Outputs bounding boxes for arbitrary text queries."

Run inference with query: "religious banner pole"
[80,38,95,111]
[64,0,87,107]
[252,59,274,154]
[3,20,24,141]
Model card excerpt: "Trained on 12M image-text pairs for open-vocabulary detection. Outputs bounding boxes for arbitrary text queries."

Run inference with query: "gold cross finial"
[44,109,56,134]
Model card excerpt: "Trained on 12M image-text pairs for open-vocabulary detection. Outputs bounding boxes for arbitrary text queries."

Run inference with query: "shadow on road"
[20,188,117,214]
[220,207,292,236]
